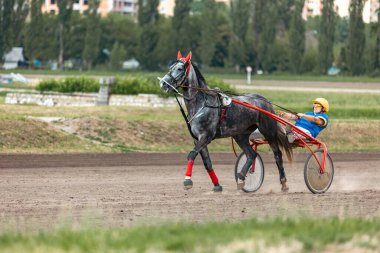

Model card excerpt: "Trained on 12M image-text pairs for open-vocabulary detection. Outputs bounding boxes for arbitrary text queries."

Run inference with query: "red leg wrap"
[185,160,194,177]
[208,169,219,185]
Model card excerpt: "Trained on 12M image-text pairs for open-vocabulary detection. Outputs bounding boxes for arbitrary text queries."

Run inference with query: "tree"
[100,13,138,62]
[39,14,59,61]
[57,0,74,70]
[348,0,365,75]
[155,17,175,67]
[210,13,231,67]
[277,0,296,31]
[109,42,126,70]
[24,0,44,64]
[172,0,193,53]
[289,0,305,74]
[369,1,380,72]
[82,0,101,70]
[230,0,250,40]
[229,0,251,69]
[255,0,277,72]
[199,0,218,66]
[318,0,335,74]
[11,0,29,47]
[66,13,87,61]
[138,0,159,26]
[0,0,15,60]
[137,0,160,70]
[335,16,349,44]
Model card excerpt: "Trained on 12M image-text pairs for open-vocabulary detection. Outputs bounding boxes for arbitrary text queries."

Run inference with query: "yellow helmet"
[313,98,329,112]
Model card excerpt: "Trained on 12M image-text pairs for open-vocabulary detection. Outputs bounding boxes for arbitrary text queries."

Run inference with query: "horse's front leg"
[199,147,222,192]
[184,135,212,190]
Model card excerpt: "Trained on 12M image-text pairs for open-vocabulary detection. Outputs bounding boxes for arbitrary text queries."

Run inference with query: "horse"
[159,51,293,192]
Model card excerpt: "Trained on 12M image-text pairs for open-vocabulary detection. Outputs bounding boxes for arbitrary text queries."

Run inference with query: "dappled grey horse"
[159,52,292,192]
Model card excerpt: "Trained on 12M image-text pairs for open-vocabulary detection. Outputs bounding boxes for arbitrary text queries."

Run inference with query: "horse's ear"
[185,52,192,62]
[177,51,183,60]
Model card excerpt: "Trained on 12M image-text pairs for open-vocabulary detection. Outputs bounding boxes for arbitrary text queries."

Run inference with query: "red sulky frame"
[231,99,327,173]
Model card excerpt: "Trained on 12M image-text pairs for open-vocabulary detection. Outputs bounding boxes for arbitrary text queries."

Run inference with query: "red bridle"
[177,51,192,79]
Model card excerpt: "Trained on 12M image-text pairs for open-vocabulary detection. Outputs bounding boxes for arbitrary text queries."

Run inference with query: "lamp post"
[246,66,252,85]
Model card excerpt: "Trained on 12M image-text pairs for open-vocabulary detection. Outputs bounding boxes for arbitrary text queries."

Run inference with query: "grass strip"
[0,217,379,253]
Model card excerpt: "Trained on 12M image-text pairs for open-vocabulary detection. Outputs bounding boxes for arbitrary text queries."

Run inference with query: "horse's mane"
[188,62,208,89]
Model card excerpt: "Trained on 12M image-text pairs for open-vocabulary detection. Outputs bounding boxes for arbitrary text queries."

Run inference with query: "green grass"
[0,217,379,252]
[0,82,35,90]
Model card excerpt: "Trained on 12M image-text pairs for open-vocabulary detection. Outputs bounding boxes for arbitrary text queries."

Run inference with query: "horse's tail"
[276,124,293,163]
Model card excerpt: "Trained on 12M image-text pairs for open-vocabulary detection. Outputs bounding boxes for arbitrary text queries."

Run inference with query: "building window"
[84,0,89,4]
[51,0,56,4]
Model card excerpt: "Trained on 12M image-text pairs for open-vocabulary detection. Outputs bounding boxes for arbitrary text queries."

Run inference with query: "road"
[224,79,380,93]
[0,152,379,231]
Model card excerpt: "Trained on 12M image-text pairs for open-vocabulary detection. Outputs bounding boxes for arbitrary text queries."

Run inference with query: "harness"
[174,91,228,140]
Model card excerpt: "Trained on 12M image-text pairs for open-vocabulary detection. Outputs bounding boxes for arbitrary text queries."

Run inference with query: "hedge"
[36,76,237,96]
[37,77,100,93]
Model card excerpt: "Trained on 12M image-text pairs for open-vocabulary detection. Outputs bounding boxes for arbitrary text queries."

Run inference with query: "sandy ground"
[0,153,379,231]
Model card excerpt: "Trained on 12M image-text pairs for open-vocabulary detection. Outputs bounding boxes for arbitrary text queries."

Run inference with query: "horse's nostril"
[159,81,169,92]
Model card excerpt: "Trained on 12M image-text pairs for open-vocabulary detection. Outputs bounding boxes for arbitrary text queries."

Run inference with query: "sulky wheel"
[235,152,264,192]
[304,149,334,194]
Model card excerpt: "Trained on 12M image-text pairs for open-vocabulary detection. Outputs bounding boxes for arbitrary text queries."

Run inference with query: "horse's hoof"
[213,184,223,192]
[184,179,193,190]
[237,178,245,190]
[281,183,289,192]
[280,178,288,192]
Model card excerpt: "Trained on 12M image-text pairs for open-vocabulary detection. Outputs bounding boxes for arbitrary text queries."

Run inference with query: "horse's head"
[159,51,192,93]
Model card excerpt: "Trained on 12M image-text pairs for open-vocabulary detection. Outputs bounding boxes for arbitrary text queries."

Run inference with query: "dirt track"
[0,153,379,231]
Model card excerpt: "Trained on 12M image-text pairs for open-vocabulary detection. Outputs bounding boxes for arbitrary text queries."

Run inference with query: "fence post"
[97,78,111,105]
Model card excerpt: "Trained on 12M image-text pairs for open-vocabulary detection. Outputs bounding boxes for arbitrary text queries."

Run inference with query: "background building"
[158,0,231,17]
[111,0,138,17]
[158,0,175,16]
[303,0,379,23]
[41,0,114,17]
[41,0,59,14]
[41,0,379,23]
[363,0,379,23]
[335,0,350,17]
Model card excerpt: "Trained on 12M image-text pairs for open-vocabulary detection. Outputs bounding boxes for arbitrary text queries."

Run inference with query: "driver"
[278,98,329,140]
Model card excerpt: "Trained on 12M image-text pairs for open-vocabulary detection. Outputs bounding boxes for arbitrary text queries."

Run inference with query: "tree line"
[0,0,378,76]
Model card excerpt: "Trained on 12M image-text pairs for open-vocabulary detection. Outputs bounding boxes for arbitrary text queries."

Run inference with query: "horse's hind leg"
[268,141,289,192]
[199,147,222,192]
[233,134,257,190]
